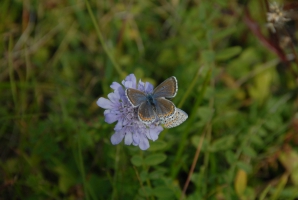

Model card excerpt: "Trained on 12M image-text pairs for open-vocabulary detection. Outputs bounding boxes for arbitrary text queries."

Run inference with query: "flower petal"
[151,125,163,133]
[145,130,152,140]
[114,120,123,131]
[97,97,114,109]
[126,74,137,83]
[147,125,163,141]
[122,74,137,89]
[133,132,140,145]
[145,82,154,93]
[111,82,125,96]
[108,92,120,104]
[124,132,133,145]
[139,137,150,150]
[150,131,158,141]
[110,82,122,90]
[111,131,125,145]
[118,87,125,97]
[104,113,119,124]
[138,80,145,91]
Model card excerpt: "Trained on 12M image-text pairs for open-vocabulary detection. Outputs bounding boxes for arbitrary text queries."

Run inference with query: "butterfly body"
[146,94,156,106]
[125,76,187,127]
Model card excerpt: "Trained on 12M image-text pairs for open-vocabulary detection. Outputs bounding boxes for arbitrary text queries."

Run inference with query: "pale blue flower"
[97,74,163,150]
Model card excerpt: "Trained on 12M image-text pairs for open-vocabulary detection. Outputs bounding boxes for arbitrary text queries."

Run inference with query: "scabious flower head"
[266,2,290,33]
[97,74,163,150]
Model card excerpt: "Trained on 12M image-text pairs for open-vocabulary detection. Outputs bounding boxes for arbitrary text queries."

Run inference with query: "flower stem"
[111,145,120,199]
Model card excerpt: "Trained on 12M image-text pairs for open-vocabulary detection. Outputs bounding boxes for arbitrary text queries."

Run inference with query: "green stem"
[111,145,120,199]
[202,62,215,194]
[133,166,150,200]
[171,68,212,178]
[8,36,17,107]
[77,133,90,200]
[84,0,125,79]
[178,66,202,108]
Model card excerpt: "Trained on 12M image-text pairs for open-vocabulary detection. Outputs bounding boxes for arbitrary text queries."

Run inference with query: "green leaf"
[140,171,148,182]
[149,169,166,180]
[279,150,298,185]
[201,50,215,63]
[152,186,174,198]
[53,164,76,193]
[276,187,298,199]
[242,146,257,158]
[258,127,267,137]
[259,184,272,200]
[148,140,167,151]
[213,26,237,41]
[209,135,235,152]
[264,118,279,131]
[190,172,205,187]
[138,186,153,197]
[236,161,252,174]
[250,134,264,146]
[144,153,167,166]
[271,174,288,200]
[197,106,214,123]
[225,150,237,164]
[131,155,143,166]
[248,67,276,104]
[216,46,242,61]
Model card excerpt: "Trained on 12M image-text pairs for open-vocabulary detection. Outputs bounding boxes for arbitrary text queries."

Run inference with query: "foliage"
[1,0,298,199]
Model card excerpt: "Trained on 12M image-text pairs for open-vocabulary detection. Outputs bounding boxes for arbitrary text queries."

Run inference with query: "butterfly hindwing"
[163,108,188,128]
[154,98,176,120]
[138,101,156,124]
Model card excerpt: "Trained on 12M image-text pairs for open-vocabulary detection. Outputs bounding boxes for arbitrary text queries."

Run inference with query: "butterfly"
[125,76,187,127]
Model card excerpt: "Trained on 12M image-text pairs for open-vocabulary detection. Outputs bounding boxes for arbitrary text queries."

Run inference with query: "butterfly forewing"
[138,101,156,124]
[126,88,147,107]
[153,76,178,98]
[155,98,176,120]
[163,108,188,128]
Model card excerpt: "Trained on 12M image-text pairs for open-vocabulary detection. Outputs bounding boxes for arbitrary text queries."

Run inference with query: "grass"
[1,0,298,199]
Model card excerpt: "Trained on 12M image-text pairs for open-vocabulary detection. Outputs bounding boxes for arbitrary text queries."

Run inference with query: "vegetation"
[1,0,298,199]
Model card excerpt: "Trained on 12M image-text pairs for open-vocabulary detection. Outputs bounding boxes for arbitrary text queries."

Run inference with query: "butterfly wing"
[125,88,147,107]
[152,76,178,98]
[163,108,188,128]
[154,98,176,120]
[138,101,156,124]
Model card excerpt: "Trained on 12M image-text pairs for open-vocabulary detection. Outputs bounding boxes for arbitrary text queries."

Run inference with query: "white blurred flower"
[266,2,290,33]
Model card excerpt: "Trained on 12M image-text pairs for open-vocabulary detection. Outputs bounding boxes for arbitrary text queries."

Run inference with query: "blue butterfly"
[125,76,187,127]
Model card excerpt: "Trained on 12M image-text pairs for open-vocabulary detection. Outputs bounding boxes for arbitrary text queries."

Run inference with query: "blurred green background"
[1,0,298,199]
